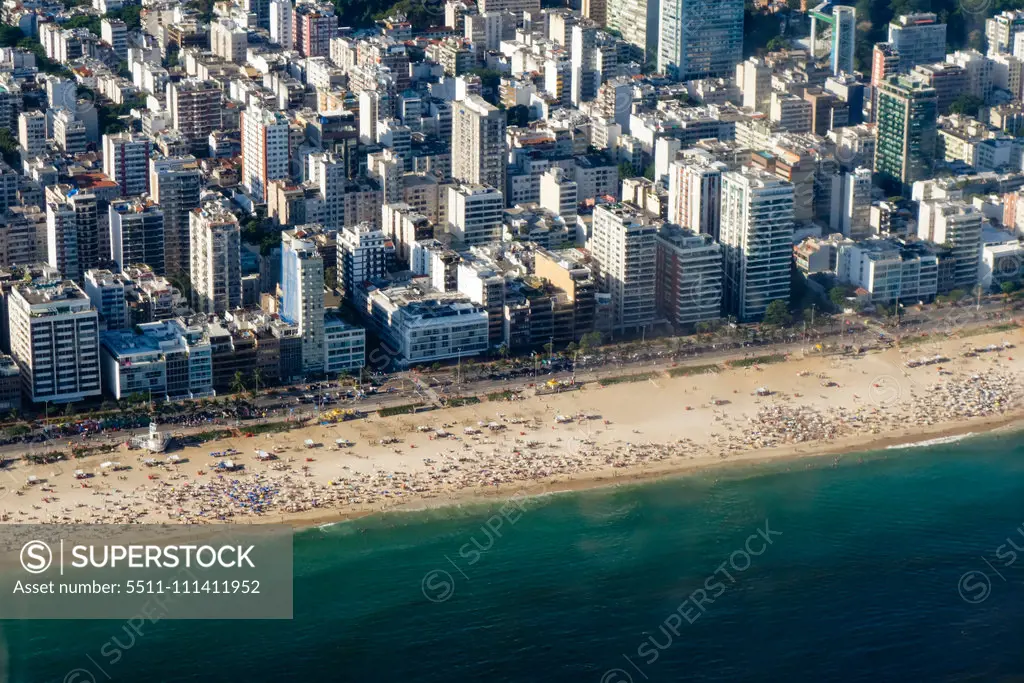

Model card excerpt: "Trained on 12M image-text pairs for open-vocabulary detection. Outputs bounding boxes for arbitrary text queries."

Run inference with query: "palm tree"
[251,367,264,396]
[231,371,247,397]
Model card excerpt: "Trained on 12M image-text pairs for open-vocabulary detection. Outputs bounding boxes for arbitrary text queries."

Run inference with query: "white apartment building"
[109,198,165,274]
[830,168,873,239]
[190,203,242,314]
[242,102,290,201]
[53,109,86,154]
[720,170,795,322]
[99,319,214,400]
[451,95,507,193]
[281,228,326,375]
[308,152,347,229]
[589,203,658,333]
[101,18,127,59]
[448,184,504,246]
[338,222,391,300]
[103,132,152,197]
[539,167,578,223]
[210,18,248,64]
[918,200,983,289]
[18,110,46,158]
[270,0,294,48]
[837,239,939,302]
[667,156,725,240]
[9,280,101,404]
[366,287,489,364]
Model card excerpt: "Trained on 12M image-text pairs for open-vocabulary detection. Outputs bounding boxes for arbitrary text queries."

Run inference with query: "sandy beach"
[4,327,1023,528]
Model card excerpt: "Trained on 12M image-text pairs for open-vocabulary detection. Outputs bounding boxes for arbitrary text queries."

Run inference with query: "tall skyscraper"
[888,13,947,72]
[875,75,938,188]
[281,228,326,375]
[607,0,658,62]
[657,0,743,81]
[451,95,507,194]
[589,203,658,333]
[309,152,347,229]
[151,156,201,276]
[102,131,152,197]
[241,102,290,202]
[831,5,856,76]
[190,203,242,314]
[720,170,794,322]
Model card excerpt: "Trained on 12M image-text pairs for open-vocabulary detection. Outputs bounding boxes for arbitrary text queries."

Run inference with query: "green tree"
[618,161,637,179]
[0,25,23,47]
[324,266,338,289]
[250,367,264,394]
[762,299,793,327]
[1001,281,1019,295]
[231,371,247,396]
[766,36,791,52]
[579,331,602,353]
[949,94,984,118]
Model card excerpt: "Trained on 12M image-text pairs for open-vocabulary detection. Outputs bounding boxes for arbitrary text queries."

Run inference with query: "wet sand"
[3,328,1022,528]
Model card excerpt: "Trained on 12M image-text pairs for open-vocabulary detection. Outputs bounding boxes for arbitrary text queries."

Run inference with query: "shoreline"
[281,408,1024,530]
[5,326,1022,530]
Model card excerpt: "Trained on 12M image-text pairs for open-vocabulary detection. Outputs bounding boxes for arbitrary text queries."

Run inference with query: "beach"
[4,327,1023,528]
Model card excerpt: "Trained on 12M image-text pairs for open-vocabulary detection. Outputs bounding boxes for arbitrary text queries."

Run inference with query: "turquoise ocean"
[7,430,1024,682]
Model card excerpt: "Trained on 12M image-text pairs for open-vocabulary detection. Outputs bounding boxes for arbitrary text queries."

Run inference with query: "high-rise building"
[101,18,128,59]
[831,6,856,76]
[270,0,294,48]
[102,132,152,197]
[210,18,248,63]
[167,79,223,152]
[18,111,46,158]
[151,156,201,276]
[309,152,347,229]
[109,198,165,274]
[607,0,659,61]
[45,185,100,283]
[737,57,772,112]
[657,0,743,81]
[84,268,130,330]
[667,156,725,240]
[582,0,607,26]
[293,0,338,58]
[241,102,291,202]
[830,168,873,239]
[448,185,504,246]
[9,280,101,404]
[281,227,326,375]
[888,13,947,72]
[985,10,1024,56]
[719,170,794,322]
[656,223,723,328]
[53,109,86,154]
[539,167,578,223]
[918,200,983,290]
[875,75,938,188]
[190,203,242,314]
[338,222,390,301]
[589,202,658,333]
[451,95,507,193]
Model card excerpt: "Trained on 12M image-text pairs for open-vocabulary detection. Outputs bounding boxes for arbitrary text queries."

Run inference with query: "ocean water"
[8,431,1024,683]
